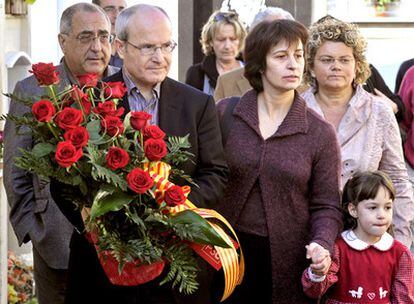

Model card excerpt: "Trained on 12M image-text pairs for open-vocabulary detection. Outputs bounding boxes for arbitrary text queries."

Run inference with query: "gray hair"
[60,3,110,34]
[250,7,294,30]
[115,4,170,41]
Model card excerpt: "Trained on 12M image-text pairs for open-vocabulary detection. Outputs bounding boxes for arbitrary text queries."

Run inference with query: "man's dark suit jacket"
[52,70,229,304]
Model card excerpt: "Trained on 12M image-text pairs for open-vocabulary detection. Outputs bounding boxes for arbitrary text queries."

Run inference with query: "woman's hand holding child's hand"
[306,242,331,277]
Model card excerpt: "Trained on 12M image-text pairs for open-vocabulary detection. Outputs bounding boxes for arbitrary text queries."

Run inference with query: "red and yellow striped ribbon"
[143,161,244,302]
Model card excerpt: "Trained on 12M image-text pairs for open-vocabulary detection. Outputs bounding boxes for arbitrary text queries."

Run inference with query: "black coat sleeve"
[49,179,85,233]
[185,64,204,91]
[395,58,414,94]
[187,95,229,209]
[364,64,405,122]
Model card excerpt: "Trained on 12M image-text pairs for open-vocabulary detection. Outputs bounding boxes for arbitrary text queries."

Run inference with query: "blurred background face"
[261,39,304,94]
[99,0,127,34]
[59,10,111,77]
[211,24,240,63]
[117,12,173,89]
[311,41,357,92]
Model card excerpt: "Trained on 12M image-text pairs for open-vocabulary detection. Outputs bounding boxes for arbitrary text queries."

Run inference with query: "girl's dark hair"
[244,19,308,93]
[342,171,396,230]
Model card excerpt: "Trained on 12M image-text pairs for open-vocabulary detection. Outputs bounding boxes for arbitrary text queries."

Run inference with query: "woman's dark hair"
[243,19,308,93]
[342,171,396,230]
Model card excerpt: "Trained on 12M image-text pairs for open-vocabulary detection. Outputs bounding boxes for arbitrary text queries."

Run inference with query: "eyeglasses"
[213,11,239,23]
[64,33,114,45]
[125,40,177,56]
[316,56,354,66]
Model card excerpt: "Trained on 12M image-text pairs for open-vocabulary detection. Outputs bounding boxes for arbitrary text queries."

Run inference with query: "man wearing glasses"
[92,0,127,68]
[61,4,228,304]
[3,3,118,304]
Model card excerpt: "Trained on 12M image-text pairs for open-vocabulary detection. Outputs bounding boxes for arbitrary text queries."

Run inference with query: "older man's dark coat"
[52,70,229,304]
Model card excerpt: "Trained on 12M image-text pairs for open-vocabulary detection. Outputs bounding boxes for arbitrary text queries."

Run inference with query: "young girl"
[302,171,414,303]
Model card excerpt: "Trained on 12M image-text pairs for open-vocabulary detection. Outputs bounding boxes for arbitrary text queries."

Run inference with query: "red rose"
[126,168,153,194]
[55,141,83,168]
[143,125,165,140]
[54,108,83,130]
[164,185,186,206]
[67,85,92,114]
[80,97,92,115]
[32,100,56,122]
[106,147,130,170]
[144,138,167,161]
[29,62,60,86]
[104,81,127,99]
[101,115,124,137]
[64,126,89,148]
[93,101,124,117]
[77,73,99,88]
[130,111,152,130]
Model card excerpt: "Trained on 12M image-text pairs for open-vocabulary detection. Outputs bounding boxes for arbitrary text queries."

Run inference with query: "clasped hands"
[306,242,331,277]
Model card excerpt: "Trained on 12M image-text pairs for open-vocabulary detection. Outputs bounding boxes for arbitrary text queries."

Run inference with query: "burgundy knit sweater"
[217,90,343,303]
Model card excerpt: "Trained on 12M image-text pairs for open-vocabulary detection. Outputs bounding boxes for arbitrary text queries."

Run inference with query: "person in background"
[398,65,414,253]
[3,3,118,303]
[301,16,414,250]
[395,58,414,94]
[214,6,294,102]
[185,10,247,95]
[217,19,342,303]
[303,171,414,303]
[92,0,127,68]
[365,63,404,122]
[50,4,228,303]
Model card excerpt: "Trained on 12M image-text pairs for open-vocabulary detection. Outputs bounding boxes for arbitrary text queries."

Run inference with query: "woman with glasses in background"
[301,17,414,250]
[185,10,246,96]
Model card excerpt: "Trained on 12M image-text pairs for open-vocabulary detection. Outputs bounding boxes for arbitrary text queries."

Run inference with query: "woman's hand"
[373,88,398,114]
[306,242,331,276]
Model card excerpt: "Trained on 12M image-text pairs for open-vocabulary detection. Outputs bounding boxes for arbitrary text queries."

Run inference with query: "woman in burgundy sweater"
[216,20,342,303]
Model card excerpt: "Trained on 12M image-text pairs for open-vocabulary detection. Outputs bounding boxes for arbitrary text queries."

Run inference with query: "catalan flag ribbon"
[143,161,244,302]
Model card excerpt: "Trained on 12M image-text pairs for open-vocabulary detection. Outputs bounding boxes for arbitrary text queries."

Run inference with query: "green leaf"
[170,210,230,248]
[87,120,107,144]
[31,142,55,157]
[91,163,128,191]
[90,190,135,220]
[25,0,36,4]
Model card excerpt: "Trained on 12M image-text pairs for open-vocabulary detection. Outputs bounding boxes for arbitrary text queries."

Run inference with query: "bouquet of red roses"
[5,63,243,301]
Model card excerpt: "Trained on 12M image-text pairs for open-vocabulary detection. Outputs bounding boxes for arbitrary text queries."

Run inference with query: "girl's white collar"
[341,230,394,251]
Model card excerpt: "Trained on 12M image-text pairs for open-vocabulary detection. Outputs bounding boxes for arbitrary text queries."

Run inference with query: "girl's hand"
[306,242,331,276]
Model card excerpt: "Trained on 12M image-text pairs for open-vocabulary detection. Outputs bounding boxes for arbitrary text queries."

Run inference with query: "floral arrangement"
[4,63,243,300]
[8,251,38,304]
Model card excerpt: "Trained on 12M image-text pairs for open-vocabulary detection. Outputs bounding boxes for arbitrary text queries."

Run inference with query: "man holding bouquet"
[48,3,229,304]
[3,3,118,303]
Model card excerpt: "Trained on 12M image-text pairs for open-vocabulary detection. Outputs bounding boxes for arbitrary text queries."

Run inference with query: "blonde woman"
[301,17,414,250]
[185,10,246,95]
